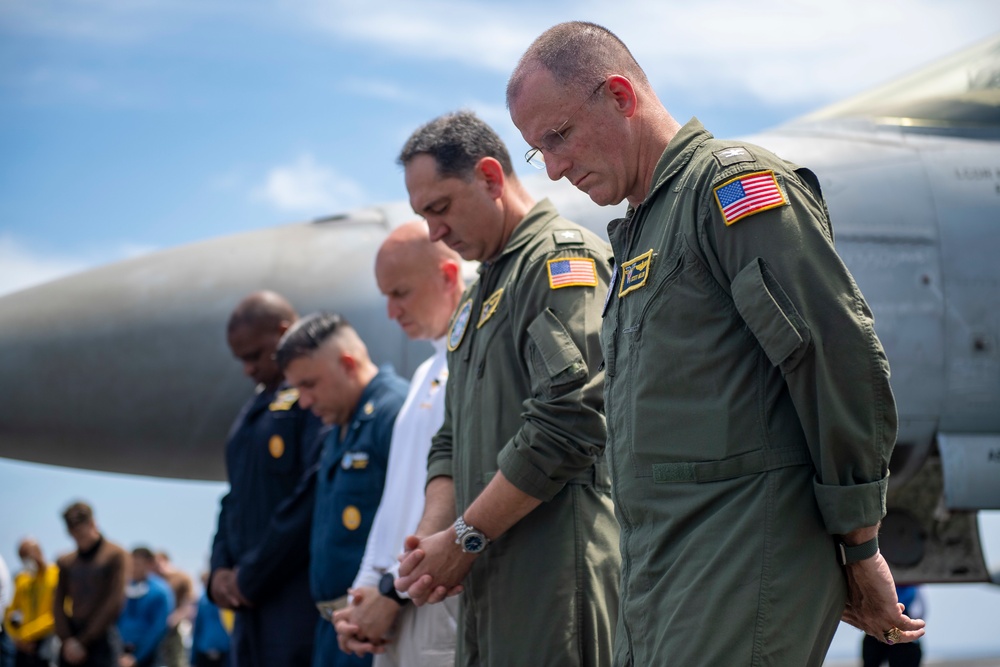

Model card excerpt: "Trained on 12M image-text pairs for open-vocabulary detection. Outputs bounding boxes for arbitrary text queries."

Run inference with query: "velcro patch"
[712,146,755,167]
[477,288,504,328]
[553,229,584,244]
[547,257,597,289]
[619,250,653,297]
[714,170,787,226]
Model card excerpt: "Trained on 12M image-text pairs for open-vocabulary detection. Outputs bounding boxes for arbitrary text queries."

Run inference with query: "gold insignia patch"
[269,388,300,411]
[477,288,504,329]
[268,435,285,459]
[342,505,361,531]
[363,401,374,416]
[619,250,654,297]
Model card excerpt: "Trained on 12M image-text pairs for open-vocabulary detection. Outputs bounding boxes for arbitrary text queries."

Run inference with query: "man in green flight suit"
[393,110,620,667]
[507,21,926,666]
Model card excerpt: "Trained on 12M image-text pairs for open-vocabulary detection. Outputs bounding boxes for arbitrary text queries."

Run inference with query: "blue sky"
[2,0,999,661]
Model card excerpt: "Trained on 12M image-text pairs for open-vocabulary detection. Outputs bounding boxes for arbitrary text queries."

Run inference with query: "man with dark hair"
[208,290,324,667]
[117,547,173,667]
[53,501,128,667]
[276,313,408,667]
[393,111,619,667]
[508,20,925,665]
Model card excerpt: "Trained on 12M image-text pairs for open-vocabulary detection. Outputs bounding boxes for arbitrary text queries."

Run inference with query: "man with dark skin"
[207,290,323,667]
[53,502,128,667]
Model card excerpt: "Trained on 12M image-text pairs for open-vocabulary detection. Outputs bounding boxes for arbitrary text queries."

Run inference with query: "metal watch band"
[839,535,879,565]
[454,515,491,552]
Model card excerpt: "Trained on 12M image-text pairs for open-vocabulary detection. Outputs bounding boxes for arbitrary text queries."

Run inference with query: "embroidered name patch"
[619,250,653,297]
[268,388,299,411]
[448,298,473,351]
[547,257,597,289]
[477,288,504,329]
[714,170,787,226]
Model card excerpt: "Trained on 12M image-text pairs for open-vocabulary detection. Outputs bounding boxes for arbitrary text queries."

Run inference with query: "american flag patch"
[547,257,598,289]
[713,170,787,226]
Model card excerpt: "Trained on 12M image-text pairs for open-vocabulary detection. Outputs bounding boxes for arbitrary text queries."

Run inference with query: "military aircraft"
[1,35,998,585]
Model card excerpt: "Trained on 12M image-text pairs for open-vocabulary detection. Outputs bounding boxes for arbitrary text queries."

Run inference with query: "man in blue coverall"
[276,312,407,667]
[117,547,173,667]
[208,291,325,666]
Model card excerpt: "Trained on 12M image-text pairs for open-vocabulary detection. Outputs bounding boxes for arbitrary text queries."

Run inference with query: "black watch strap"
[838,535,879,565]
[378,572,409,606]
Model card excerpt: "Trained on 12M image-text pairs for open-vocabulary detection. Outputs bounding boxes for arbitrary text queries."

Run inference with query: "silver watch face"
[461,531,487,553]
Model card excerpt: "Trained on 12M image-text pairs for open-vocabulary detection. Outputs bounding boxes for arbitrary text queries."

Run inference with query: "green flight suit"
[428,199,621,667]
[602,119,896,666]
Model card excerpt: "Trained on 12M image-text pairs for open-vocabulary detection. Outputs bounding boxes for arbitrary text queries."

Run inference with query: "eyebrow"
[420,196,449,215]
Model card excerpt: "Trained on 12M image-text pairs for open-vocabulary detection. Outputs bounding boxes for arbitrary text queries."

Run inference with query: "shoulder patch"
[553,229,584,245]
[477,288,504,329]
[713,170,788,226]
[269,388,300,411]
[712,146,755,167]
[447,298,473,351]
[547,257,597,289]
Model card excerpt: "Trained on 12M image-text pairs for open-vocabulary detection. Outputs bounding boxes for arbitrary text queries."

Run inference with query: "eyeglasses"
[524,80,606,169]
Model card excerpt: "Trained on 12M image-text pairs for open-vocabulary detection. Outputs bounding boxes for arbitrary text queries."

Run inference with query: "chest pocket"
[526,308,587,398]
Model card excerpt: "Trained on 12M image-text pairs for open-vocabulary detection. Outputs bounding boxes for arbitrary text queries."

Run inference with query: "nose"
[427,220,449,243]
[298,392,312,409]
[242,361,256,378]
[387,298,402,321]
[544,152,570,182]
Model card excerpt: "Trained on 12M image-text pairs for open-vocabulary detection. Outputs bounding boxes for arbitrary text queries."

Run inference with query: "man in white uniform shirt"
[333,220,465,666]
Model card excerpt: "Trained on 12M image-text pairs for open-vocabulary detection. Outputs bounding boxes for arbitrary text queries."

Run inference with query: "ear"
[440,259,460,288]
[476,157,506,199]
[607,75,638,119]
[339,352,358,375]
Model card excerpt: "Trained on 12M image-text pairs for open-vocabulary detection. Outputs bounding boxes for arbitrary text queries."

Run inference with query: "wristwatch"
[454,515,491,554]
[838,535,879,565]
[378,572,409,606]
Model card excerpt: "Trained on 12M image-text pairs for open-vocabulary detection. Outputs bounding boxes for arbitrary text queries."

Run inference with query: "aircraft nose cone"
[0,210,421,480]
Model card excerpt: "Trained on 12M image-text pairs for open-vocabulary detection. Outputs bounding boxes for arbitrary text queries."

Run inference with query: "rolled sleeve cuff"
[813,475,889,535]
[497,441,564,502]
[426,458,453,488]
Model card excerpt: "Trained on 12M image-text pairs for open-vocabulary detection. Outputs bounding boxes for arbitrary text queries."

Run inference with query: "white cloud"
[253,154,367,215]
[288,0,1000,109]
[0,235,155,297]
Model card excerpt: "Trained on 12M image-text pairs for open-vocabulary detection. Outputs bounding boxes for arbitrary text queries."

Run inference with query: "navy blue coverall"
[310,368,408,667]
[209,383,324,667]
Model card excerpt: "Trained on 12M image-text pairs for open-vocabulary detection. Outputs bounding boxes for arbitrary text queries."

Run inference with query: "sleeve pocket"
[527,308,587,389]
[731,258,811,372]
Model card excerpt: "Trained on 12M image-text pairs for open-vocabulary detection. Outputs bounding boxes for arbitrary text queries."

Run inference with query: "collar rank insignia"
[477,288,504,329]
[547,257,598,289]
[269,388,299,411]
[448,298,473,351]
[619,250,653,297]
[714,170,787,226]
